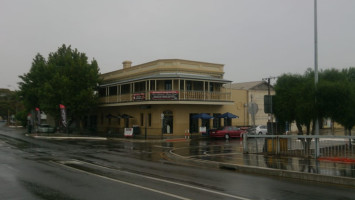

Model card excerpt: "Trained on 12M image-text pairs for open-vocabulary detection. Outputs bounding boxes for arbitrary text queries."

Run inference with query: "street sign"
[248,103,258,115]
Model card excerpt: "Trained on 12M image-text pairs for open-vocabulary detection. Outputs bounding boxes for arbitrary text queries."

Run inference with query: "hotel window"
[213,113,221,128]
[121,84,130,94]
[109,86,117,95]
[150,80,155,91]
[148,113,152,127]
[165,80,172,90]
[210,83,214,92]
[135,82,145,93]
[140,113,144,126]
[186,81,192,91]
[195,81,203,91]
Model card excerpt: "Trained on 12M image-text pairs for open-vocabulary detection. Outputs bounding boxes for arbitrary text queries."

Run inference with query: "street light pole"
[314,0,320,158]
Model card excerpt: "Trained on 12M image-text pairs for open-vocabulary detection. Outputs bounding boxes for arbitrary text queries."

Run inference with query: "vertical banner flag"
[35,107,41,125]
[59,104,67,127]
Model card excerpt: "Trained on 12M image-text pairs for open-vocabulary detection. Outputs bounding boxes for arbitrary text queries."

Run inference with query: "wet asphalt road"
[0,123,354,200]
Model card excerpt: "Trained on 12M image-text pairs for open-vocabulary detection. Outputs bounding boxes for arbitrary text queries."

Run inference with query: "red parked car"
[209,126,246,139]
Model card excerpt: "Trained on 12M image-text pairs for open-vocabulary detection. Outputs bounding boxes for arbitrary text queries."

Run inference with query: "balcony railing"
[99,90,231,104]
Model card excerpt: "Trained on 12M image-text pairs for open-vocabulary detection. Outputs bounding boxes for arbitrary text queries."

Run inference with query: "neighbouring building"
[96,59,252,139]
[230,81,275,127]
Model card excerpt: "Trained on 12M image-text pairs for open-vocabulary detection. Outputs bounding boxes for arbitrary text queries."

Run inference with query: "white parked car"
[37,124,55,133]
[255,125,267,135]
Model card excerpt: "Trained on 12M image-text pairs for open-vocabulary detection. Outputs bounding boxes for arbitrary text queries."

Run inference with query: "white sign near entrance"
[124,128,133,137]
[199,126,206,133]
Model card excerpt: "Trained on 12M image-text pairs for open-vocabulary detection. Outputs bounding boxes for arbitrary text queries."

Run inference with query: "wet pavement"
[28,131,355,184]
[173,139,354,176]
[2,124,355,199]
[168,138,355,187]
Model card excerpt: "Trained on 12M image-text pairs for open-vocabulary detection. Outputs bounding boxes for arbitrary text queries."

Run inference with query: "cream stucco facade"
[230,81,275,127]
[96,59,272,138]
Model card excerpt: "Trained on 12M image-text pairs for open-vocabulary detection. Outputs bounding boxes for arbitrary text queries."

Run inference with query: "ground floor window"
[124,118,129,128]
[201,114,211,131]
[224,118,231,126]
[140,113,144,126]
[148,113,152,127]
[189,113,198,133]
[213,113,221,128]
[163,110,173,134]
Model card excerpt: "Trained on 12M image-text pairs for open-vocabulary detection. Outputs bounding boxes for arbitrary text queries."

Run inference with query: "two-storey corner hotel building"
[97,59,249,139]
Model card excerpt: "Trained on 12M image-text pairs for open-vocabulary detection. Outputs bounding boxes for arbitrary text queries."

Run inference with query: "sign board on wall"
[150,91,179,100]
[199,126,206,133]
[133,93,146,101]
[124,128,133,137]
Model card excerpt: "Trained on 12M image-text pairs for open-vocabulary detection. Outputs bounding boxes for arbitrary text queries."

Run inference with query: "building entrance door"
[163,110,173,134]
[189,113,198,133]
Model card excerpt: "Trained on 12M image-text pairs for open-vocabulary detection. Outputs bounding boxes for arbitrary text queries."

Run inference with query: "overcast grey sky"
[1,0,355,89]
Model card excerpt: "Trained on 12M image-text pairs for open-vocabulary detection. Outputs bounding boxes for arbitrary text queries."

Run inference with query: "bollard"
[184,129,190,139]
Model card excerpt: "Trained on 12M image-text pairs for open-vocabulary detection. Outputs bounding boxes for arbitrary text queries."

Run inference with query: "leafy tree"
[18,44,101,132]
[18,54,47,110]
[273,70,317,151]
[339,68,355,136]
[316,68,355,137]
[0,89,24,124]
[275,67,355,140]
[0,89,13,119]
[274,70,316,135]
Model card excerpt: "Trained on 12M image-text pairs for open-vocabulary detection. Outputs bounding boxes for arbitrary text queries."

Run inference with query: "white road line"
[153,145,172,149]
[53,161,191,200]
[32,136,107,140]
[203,152,243,157]
[74,160,251,200]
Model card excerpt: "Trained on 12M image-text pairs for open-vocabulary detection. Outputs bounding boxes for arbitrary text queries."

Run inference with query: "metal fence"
[243,134,355,159]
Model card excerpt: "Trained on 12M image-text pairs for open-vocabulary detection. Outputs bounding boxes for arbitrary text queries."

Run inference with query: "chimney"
[122,60,132,69]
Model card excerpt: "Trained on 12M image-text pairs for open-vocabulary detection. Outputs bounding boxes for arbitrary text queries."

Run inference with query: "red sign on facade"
[133,93,146,101]
[150,91,179,100]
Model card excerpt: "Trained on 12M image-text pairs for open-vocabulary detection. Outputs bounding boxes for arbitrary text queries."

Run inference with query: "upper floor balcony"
[99,90,232,106]
[98,77,233,106]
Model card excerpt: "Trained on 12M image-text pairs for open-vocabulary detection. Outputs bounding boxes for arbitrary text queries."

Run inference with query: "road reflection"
[169,138,355,178]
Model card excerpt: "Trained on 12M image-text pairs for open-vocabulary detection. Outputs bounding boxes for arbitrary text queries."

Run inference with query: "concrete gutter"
[27,134,190,143]
[167,149,355,188]
[27,134,107,140]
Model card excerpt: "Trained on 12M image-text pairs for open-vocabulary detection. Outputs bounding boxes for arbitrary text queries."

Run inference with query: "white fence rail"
[243,134,355,159]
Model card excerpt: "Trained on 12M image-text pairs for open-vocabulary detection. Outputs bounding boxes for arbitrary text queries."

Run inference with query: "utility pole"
[262,76,277,134]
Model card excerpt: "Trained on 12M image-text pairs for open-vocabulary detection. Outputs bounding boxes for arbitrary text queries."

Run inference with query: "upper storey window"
[121,84,130,94]
[165,80,172,90]
[194,81,203,91]
[210,83,214,92]
[109,86,117,95]
[186,81,192,90]
[135,82,146,93]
